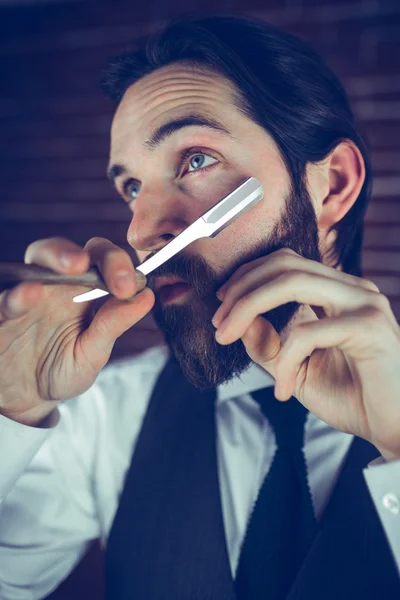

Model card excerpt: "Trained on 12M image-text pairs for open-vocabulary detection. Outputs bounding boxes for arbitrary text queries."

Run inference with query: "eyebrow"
[107,113,234,186]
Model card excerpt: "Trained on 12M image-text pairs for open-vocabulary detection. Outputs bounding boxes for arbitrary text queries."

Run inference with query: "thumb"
[241,315,281,379]
[80,287,155,371]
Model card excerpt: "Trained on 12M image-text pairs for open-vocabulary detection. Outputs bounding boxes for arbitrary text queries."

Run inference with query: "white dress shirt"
[0,343,399,599]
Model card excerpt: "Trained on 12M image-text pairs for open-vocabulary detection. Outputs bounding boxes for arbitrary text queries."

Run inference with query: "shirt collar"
[216,362,275,404]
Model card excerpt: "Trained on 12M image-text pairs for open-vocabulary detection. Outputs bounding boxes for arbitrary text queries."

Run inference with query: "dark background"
[0,0,399,598]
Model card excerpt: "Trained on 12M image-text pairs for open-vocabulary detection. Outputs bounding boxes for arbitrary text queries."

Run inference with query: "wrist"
[0,402,59,428]
[374,444,400,463]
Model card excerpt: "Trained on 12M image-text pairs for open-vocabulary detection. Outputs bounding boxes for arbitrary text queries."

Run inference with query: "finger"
[271,307,394,402]
[215,249,380,323]
[215,271,384,345]
[24,236,90,274]
[218,249,380,297]
[241,314,281,372]
[84,237,139,300]
[0,281,43,323]
[79,287,155,371]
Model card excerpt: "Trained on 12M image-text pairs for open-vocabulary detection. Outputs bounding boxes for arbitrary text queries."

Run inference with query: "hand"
[0,236,154,426]
[212,248,400,462]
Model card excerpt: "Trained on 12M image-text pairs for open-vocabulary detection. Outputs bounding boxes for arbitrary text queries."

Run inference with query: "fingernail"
[215,318,228,338]
[212,307,223,327]
[115,270,135,292]
[216,286,227,300]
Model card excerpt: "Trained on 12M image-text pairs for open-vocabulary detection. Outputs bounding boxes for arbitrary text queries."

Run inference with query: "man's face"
[109,62,322,389]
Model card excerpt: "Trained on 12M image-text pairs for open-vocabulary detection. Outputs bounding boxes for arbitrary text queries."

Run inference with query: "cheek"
[204,182,285,270]
[205,216,265,272]
[182,170,244,207]
[230,137,290,201]
[227,180,283,242]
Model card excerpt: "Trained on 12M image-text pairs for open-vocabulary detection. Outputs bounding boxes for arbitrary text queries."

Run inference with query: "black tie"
[234,386,318,600]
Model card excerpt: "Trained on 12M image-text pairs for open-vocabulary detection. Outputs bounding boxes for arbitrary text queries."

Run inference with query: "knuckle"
[24,239,47,263]
[85,239,133,272]
[84,237,114,256]
[235,295,248,312]
[226,278,243,299]
[374,292,391,311]
[286,324,306,346]
[363,278,380,293]
[277,247,296,256]
[48,235,71,245]
[105,248,132,272]
[231,264,246,280]
[25,237,82,265]
[277,256,293,270]
[275,251,296,269]
[94,313,110,337]
[85,236,108,247]
[280,269,304,284]
[104,247,123,260]
[359,304,383,322]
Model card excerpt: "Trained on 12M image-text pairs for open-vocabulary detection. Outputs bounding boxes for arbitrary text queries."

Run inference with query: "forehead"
[110,63,238,147]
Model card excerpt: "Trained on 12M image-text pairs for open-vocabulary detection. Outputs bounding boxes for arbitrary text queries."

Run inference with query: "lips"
[154,276,190,293]
[153,277,193,304]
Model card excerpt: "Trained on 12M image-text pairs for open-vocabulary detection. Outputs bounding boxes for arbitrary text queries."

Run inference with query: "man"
[0,13,399,600]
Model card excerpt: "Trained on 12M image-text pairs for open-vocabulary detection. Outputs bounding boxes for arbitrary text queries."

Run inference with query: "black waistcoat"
[105,353,400,599]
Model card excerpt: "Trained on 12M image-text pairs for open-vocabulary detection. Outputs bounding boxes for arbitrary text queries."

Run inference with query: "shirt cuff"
[0,410,59,502]
[363,456,400,576]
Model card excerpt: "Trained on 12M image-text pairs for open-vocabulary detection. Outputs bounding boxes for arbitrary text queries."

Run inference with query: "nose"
[126,184,196,259]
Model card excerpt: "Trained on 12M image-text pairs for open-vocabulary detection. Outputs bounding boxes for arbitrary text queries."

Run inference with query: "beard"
[146,178,323,390]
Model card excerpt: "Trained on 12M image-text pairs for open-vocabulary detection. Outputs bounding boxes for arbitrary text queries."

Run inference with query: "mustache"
[144,238,285,300]
[146,252,220,298]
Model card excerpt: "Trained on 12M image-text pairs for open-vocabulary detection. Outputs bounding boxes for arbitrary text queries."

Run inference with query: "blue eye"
[122,150,218,202]
[187,152,218,172]
[126,181,141,200]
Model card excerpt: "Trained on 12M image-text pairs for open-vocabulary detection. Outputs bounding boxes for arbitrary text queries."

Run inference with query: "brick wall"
[1,0,400,365]
[0,0,399,597]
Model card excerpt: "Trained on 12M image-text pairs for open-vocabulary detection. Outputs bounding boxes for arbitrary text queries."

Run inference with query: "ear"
[318,140,366,230]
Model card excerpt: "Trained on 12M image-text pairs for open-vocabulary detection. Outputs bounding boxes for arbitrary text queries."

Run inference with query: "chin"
[153,298,301,390]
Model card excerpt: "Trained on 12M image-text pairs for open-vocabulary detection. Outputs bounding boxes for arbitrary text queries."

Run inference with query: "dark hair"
[102,13,372,277]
